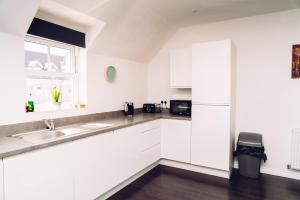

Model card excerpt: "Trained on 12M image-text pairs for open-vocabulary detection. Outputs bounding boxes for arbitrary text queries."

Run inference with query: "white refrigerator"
[191,40,234,172]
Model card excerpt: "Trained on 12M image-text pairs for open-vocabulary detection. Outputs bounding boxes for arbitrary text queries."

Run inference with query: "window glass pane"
[26,77,75,111]
[49,47,72,72]
[24,37,77,112]
[26,78,52,111]
[25,41,48,70]
[52,78,74,103]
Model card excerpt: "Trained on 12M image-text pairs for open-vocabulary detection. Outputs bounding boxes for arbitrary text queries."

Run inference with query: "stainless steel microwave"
[170,100,192,116]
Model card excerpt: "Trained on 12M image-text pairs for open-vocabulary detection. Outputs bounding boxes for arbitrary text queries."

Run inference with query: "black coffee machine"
[123,102,134,116]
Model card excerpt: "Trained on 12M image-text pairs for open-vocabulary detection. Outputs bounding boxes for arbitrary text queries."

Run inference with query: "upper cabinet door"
[192,40,232,105]
[170,48,192,88]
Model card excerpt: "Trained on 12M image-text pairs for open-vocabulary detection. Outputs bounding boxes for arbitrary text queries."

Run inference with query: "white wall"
[0,33,147,125]
[147,9,300,179]
[0,0,41,37]
[147,44,191,103]
[0,33,26,125]
[86,53,147,113]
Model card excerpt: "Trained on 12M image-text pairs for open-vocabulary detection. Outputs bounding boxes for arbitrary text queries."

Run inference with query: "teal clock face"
[105,66,117,82]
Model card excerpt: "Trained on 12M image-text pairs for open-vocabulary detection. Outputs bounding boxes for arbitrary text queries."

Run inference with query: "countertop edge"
[0,114,191,159]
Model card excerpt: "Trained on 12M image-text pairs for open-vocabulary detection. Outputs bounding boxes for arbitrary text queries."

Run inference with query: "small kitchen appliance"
[123,102,134,116]
[170,100,192,116]
[143,103,162,113]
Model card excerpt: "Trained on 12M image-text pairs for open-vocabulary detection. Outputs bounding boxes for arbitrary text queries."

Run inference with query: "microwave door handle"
[177,105,189,109]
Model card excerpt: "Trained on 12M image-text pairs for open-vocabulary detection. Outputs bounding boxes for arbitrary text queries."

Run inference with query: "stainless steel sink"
[10,128,87,143]
[9,122,113,143]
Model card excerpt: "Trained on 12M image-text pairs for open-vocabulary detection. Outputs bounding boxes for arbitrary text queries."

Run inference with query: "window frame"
[25,35,80,112]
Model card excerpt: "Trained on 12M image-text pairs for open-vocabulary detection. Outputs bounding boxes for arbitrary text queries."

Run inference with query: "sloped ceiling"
[1,0,300,62]
[51,0,300,63]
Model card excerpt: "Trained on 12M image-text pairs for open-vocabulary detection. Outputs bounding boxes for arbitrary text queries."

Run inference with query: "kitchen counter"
[0,113,190,159]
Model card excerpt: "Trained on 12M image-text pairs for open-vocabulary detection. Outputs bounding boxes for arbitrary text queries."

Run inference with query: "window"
[25,35,79,112]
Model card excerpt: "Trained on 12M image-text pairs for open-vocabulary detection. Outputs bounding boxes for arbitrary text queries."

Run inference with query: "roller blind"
[27,18,86,48]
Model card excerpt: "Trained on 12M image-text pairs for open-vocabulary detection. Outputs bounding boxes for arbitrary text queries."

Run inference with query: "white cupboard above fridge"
[192,40,232,105]
[170,48,192,88]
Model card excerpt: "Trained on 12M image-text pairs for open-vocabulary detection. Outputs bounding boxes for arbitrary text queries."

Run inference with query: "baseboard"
[234,161,300,180]
[159,159,231,179]
[96,161,160,200]
[96,159,230,199]
[96,160,300,200]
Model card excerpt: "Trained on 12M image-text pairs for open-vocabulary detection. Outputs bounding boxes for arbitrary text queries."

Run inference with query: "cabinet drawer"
[140,128,161,151]
[141,144,160,168]
[136,120,160,133]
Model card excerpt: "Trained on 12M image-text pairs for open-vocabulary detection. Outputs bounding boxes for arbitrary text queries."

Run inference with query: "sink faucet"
[44,119,55,131]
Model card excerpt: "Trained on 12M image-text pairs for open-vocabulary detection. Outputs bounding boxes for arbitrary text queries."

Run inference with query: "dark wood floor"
[108,165,300,200]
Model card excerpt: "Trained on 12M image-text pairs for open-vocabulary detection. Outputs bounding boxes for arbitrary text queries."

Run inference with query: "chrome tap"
[44,119,55,131]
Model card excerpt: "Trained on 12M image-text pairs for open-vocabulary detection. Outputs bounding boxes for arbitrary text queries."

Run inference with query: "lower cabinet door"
[0,159,3,200]
[191,105,230,171]
[74,132,118,200]
[74,129,142,200]
[161,119,191,163]
[113,127,142,183]
[4,143,75,200]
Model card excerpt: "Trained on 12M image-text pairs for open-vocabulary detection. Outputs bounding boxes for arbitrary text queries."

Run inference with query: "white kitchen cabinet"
[78,120,160,200]
[191,105,230,171]
[74,132,118,200]
[4,142,76,200]
[170,48,192,88]
[139,127,161,152]
[139,127,161,168]
[192,40,232,105]
[0,159,3,200]
[114,120,161,173]
[140,144,161,168]
[161,119,191,163]
[114,126,145,184]
[3,120,162,200]
[191,39,235,175]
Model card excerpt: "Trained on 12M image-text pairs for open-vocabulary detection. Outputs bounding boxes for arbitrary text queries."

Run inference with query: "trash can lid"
[238,132,263,148]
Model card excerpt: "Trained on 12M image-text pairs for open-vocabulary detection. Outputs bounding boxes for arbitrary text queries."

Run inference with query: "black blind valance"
[27,18,86,48]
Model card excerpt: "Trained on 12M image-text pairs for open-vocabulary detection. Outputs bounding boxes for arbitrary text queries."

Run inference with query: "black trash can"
[234,132,267,178]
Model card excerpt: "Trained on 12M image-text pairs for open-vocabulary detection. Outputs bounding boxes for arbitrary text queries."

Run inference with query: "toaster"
[143,103,162,113]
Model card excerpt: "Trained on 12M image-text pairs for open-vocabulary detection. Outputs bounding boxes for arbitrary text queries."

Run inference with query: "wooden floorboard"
[108,165,300,200]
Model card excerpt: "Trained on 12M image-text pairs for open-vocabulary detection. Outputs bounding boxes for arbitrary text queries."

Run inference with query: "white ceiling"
[83,0,300,62]
[5,0,300,62]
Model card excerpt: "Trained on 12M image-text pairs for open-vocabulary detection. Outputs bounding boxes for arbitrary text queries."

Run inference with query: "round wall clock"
[105,66,117,83]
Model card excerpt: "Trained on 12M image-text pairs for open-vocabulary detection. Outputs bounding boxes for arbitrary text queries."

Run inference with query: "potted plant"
[51,86,61,109]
